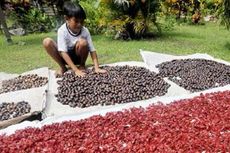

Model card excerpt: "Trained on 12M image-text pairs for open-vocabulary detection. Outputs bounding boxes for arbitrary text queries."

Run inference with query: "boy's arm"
[90,51,107,73]
[85,28,106,74]
[61,52,86,77]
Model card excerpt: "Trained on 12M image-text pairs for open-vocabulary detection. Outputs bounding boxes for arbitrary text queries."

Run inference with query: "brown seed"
[56,66,170,108]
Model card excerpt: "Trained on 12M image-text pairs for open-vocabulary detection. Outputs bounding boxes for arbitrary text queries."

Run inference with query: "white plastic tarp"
[43,62,151,118]
[140,50,230,94]
[1,58,229,135]
[140,50,220,73]
[1,84,229,136]
[0,67,49,128]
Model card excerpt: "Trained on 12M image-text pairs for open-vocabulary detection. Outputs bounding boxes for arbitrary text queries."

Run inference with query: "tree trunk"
[0,6,13,44]
[223,0,230,29]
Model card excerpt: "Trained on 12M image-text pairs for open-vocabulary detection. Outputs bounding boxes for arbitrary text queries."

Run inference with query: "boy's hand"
[95,68,107,74]
[75,69,86,77]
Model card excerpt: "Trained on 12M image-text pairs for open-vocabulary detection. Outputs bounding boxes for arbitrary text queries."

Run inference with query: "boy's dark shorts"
[55,39,81,65]
[60,49,81,65]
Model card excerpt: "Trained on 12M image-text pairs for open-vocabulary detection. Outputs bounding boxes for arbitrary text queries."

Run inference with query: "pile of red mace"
[1,91,230,152]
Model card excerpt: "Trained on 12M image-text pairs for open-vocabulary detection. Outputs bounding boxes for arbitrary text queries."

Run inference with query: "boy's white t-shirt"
[57,23,95,52]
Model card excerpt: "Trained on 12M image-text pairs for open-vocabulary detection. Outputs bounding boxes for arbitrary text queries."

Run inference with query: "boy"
[43,1,106,77]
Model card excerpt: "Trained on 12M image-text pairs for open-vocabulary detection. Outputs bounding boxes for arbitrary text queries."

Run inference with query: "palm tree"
[102,0,160,39]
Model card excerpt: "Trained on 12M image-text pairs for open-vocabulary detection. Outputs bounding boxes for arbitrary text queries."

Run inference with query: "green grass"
[0,23,229,73]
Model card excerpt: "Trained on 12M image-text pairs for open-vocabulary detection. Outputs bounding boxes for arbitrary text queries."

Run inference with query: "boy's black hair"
[63,1,86,20]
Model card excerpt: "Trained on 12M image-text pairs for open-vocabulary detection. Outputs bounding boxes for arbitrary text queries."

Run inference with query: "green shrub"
[9,7,55,33]
[75,0,108,35]
[101,0,161,40]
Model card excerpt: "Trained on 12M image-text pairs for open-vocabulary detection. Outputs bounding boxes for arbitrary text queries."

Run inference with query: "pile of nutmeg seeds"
[0,101,31,121]
[156,59,230,92]
[0,74,48,94]
[56,66,170,108]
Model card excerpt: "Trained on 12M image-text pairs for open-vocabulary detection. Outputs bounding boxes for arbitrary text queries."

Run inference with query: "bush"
[75,0,108,35]
[101,0,161,40]
[158,14,177,31]
[9,7,55,33]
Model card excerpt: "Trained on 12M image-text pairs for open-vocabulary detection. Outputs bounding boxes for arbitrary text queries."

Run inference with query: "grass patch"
[0,23,229,73]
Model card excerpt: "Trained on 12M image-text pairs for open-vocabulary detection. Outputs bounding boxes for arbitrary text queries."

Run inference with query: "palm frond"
[113,0,129,7]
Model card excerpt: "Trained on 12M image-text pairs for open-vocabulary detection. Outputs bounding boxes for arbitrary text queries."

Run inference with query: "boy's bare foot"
[55,68,67,77]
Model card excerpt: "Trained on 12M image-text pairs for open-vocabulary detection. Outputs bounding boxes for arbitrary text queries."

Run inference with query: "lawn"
[0,23,229,73]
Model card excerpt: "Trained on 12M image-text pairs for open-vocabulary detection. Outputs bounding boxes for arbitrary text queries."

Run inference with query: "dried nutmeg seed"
[56,66,170,108]
[156,59,230,92]
[0,74,48,94]
[0,101,31,121]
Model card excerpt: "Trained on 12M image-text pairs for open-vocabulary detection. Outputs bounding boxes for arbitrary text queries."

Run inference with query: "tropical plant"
[74,0,108,35]
[100,0,161,40]
[9,6,54,33]
[222,0,230,29]
[161,0,203,24]
[1,0,56,33]
[207,0,230,29]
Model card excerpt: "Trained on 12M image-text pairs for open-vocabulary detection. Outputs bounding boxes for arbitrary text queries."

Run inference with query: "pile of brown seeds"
[0,101,31,121]
[0,74,48,94]
[56,66,170,108]
[156,59,230,92]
